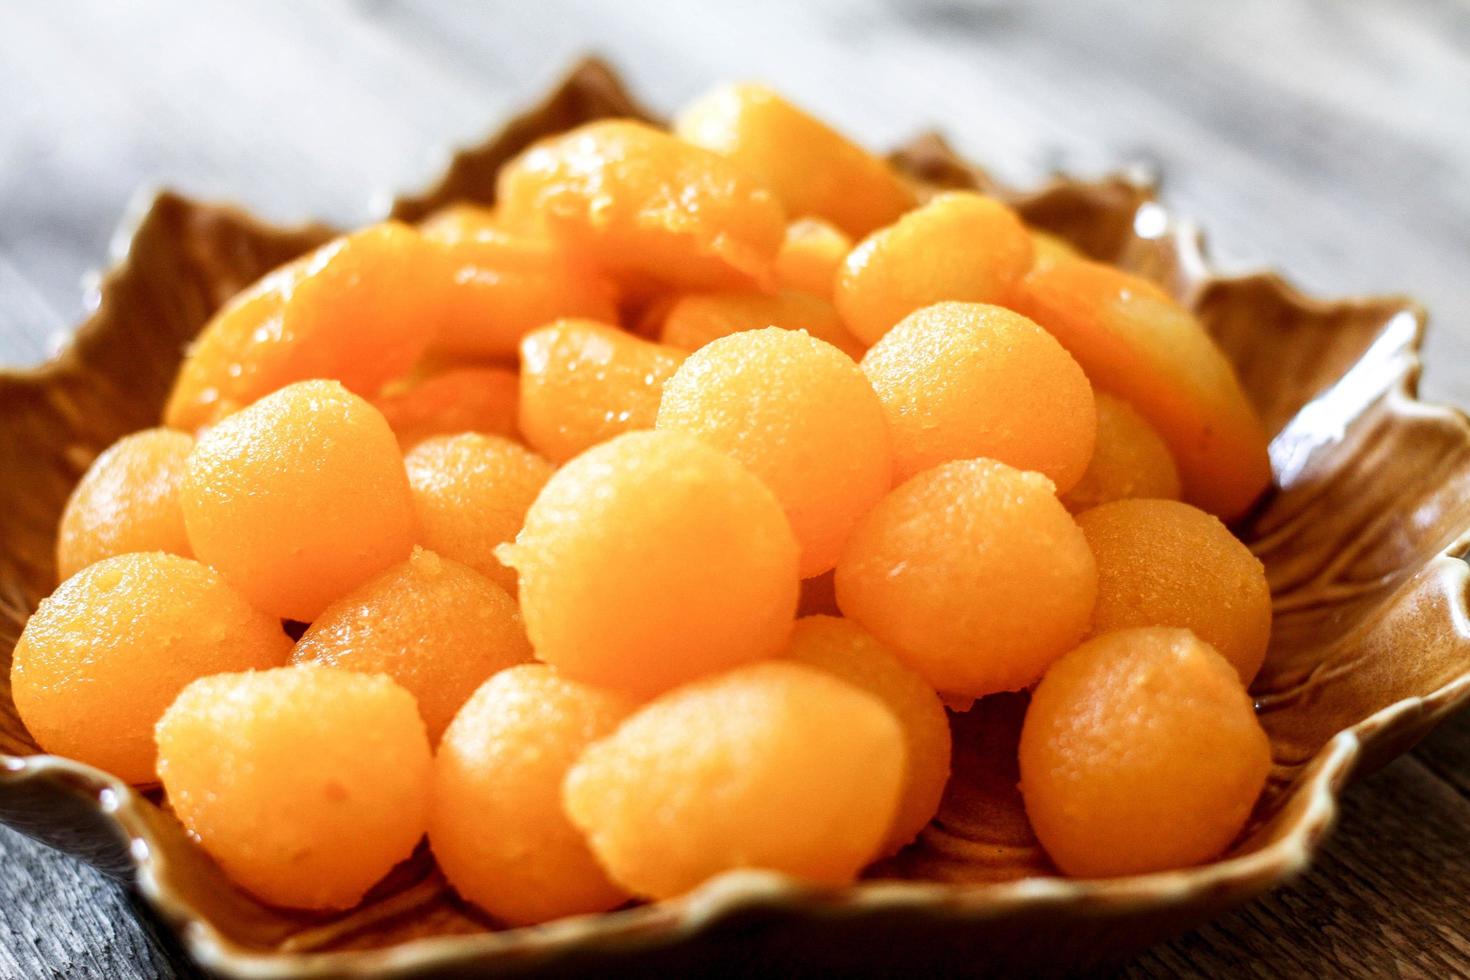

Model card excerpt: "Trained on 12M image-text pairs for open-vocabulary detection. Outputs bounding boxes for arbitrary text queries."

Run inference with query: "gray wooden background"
[3,1,1469,976]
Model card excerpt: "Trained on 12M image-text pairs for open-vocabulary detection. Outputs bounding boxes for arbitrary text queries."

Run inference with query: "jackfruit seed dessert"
[15,78,1275,920]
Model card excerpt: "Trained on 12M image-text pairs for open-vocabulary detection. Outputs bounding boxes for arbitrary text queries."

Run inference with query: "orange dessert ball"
[657,289,865,360]
[291,549,531,742]
[165,223,438,431]
[1076,498,1272,685]
[499,430,799,697]
[11,553,290,784]
[1059,393,1181,512]
[181,380,416,622]
[656,328,892,577]
[518,319,686,463]
[372,366,521,449]
[1010,257,1271,518]
[422,224,618,359]
[835,192,1033,346]
[497,120,786,291]
[1018,627,1271,877]
[563,661,904,899]
[860,302,1096,488]
[56,428,194,581]
[782,616,951,854]
[403,434,554,595]
[416,202,499,239]
[155,665,432,910]
[431,664,635,925]
[1028,228,1081,270]
[835,459,1096,699]
[773,217,853,299]
[675,83,915,239]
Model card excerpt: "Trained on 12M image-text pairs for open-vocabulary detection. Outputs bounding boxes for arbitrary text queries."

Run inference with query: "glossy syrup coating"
[56,428,194,581]
[782,616,951,854]
[431,664,635,925]
[422,224,618,359]
[562,661,905,899]
[155,665,432,910]
[1077,498,1272,685]
[291,549,532,742]
[165,223,438,431]
[518,319,686,463]
[860,302,1096,489]
[372,366,521,450]
[404,434,554,595]
[835,459,1097,699]
[496,120,786,292]
[11,553,290,785]
[773,217,853,299]
[835,192,1033,346]
[499,430,799,697]
[656,289,865,360]
[1018,627,1271,877]
[675,83,915,239]
[1059,393,1181,512]
[656,328,892,577]
[1010,257,1271,519]
[181,380,417,622]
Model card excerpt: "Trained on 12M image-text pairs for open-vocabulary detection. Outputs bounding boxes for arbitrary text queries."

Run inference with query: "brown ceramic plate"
[2,59,1469,978]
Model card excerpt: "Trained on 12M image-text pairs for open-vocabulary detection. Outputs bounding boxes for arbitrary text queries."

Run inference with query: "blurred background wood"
[2,0,1468,976]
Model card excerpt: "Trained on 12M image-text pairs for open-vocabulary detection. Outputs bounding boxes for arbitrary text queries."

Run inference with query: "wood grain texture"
[0,0,1467,977]
[0,826,202,980]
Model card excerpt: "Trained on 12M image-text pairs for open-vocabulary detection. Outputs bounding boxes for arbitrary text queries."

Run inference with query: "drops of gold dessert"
[15,79,1274,922]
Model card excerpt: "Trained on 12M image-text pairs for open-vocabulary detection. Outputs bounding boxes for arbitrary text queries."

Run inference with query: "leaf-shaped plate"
[2,58,1468,978]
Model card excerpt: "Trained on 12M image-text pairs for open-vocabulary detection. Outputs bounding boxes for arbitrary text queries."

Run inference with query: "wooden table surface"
[3,1,1469,976]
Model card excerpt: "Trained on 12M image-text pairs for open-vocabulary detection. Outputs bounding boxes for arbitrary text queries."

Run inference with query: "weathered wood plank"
[0,826,202,980]
[1413,703,1470,804]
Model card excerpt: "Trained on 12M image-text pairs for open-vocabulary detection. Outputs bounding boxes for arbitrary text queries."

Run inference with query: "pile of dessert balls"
[12,83,1276,923]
